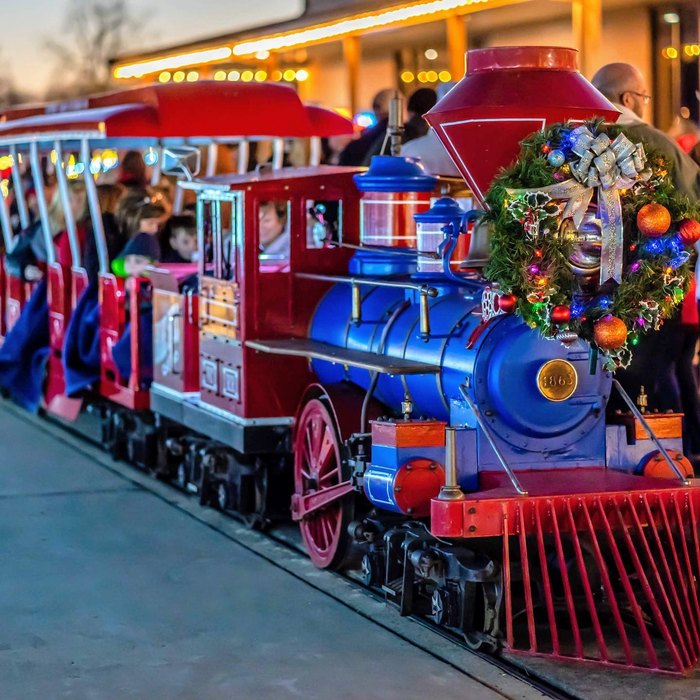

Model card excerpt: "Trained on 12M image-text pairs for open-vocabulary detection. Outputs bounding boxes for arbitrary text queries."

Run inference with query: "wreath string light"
[483,119,700,370]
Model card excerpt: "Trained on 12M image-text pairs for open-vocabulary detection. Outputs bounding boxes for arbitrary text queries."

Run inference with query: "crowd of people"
[3,150,199,288]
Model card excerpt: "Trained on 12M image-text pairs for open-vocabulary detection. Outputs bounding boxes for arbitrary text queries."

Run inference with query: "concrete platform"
[0,405,540,700]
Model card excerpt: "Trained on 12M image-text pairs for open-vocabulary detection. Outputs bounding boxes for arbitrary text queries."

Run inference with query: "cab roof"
[180,165,364,190]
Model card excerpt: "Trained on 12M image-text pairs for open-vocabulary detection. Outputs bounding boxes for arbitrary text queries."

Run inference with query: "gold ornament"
[593,315,627,350]
[637,203,671,238]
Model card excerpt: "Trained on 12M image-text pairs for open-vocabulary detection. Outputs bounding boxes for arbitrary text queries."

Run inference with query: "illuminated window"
[305,199,342,249]
[258,200,291,268]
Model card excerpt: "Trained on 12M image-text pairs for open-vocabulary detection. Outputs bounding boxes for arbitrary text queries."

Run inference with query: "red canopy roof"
[90,82,313,138]
[0,83,351,143]
[0,104,158,141]
[304,105,353,136]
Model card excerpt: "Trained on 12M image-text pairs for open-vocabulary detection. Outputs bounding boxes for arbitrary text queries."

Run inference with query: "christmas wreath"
[483,119,700,369]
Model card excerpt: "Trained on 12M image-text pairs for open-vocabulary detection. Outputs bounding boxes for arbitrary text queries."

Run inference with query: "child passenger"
[163,215,197,263]
[111,202,165,277]
[111,232,161,278]
[258,200,289,258]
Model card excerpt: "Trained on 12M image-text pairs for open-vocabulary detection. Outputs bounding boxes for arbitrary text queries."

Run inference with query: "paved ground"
[0,405,542,700]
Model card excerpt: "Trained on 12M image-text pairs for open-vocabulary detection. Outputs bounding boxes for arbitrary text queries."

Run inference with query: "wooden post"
[446,14,468,81]
[572,0,603,78]
[343,35,361,115]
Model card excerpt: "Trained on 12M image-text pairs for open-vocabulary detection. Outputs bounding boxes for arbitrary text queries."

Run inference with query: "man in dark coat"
[339,89,393,166]
[591,63,700,199]
[403,87,437,144]
[592,63,700,461]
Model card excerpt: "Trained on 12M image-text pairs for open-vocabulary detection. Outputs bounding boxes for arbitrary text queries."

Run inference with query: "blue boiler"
[309,277,611,476]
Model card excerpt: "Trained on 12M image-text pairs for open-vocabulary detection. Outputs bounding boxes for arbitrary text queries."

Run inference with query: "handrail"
[149,146,162,187]
[296,271,438,295]
[0,177,14,250]
[29,141,55,266]
[9,145,29,230]
[459,384,528,496]
[81,138,108,275]
[309,136,322,166]
[53,140,81,267]
[206,143,218,178]
[272,138,284,170]
[329,240,440,259]
[296,271,438,338]
[612,378,690,484]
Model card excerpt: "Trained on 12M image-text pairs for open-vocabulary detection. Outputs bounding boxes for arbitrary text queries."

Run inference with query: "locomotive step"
[245,337,440,375]
[381,578,404,597]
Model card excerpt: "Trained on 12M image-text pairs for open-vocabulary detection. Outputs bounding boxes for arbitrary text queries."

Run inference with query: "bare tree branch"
[44,0,144,98]
[0,51,32,107]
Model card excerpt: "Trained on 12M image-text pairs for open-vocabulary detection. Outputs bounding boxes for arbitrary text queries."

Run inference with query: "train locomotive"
[146,47,700,674]
[3,46,700,675]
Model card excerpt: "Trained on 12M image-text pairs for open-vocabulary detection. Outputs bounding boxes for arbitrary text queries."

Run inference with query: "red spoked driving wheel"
[293,397,351,569]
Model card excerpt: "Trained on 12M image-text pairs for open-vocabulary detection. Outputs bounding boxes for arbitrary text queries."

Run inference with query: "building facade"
[111,0,700,130]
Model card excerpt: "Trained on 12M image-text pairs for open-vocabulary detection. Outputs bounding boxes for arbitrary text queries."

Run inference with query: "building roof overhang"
[112,0,502,79]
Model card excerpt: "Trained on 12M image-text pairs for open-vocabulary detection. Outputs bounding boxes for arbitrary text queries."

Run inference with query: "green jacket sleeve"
[624,123,700,201]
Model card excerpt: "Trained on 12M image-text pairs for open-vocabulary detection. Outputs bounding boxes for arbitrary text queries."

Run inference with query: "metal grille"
[502,489,700,673]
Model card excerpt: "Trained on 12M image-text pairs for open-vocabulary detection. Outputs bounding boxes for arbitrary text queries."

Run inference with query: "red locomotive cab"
[171,168,361,443]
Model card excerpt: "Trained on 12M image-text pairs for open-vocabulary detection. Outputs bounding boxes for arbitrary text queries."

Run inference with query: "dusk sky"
[2,0,304,97]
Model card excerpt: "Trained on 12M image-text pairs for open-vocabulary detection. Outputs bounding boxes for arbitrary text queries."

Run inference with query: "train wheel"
[216,481,229,511]
[294,398,352,570]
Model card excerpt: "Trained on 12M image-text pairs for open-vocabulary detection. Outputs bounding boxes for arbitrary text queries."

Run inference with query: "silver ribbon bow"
[567,126,648,284]
[507,127,649,284]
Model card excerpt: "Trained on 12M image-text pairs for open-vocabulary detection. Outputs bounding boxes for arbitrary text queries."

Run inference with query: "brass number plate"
[537,359,578,402]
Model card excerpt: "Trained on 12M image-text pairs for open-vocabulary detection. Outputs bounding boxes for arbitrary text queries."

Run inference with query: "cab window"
[258,199,290,270]
[305,199,342,249]
[197,193,240,281]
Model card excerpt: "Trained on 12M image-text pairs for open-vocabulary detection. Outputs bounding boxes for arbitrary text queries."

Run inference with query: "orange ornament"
[637,203,671,238]
[679,218,700,246]
[593,315,627,350]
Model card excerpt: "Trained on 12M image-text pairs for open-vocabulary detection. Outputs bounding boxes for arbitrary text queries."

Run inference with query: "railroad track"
[10,402,581,700]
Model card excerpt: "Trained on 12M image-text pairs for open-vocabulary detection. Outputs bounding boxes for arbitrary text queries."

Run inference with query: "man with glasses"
[593,63,700,468]
[591,62,700,198]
